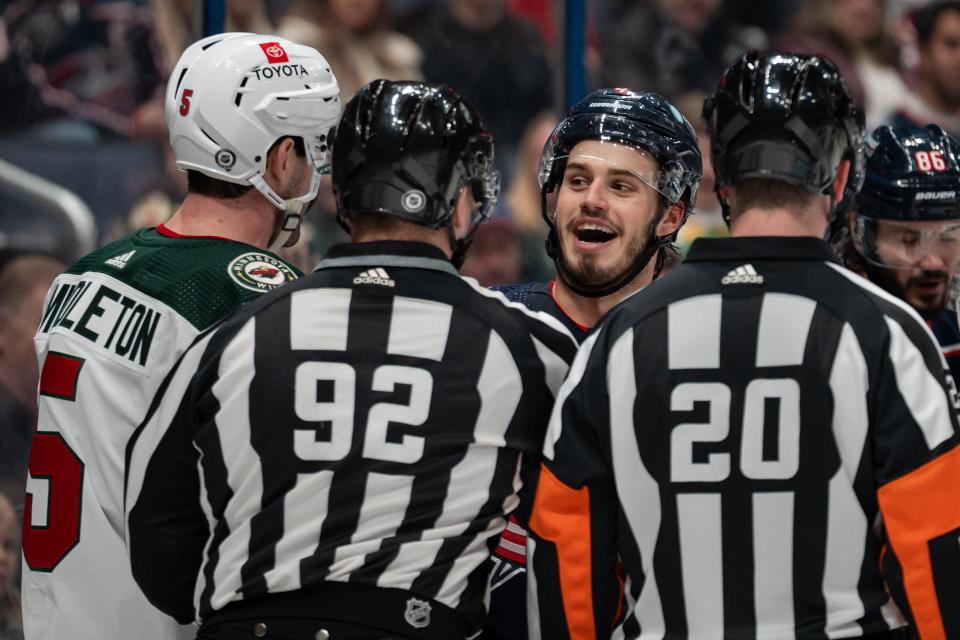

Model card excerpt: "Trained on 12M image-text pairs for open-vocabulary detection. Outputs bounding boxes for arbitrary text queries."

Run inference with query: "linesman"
[526,52,960,639]
[125,80,576,640]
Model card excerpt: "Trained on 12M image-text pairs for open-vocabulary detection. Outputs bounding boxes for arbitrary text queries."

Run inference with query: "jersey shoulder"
[489,282,551,306]
[468,279,578,361]
[66,229,302,330]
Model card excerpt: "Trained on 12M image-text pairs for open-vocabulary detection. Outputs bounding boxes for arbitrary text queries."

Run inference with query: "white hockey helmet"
[165,33,342,250]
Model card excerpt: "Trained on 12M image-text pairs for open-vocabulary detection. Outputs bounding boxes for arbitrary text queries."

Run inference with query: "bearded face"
[553,140,671,289]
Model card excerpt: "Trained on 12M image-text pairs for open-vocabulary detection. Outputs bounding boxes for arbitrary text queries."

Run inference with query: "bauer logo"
[259,42,289,64]
[228,253,297,292]
[916,190,956,201]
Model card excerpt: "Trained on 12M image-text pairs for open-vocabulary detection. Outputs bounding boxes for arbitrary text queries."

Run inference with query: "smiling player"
[485,88,701,640]
[494,88,702,341]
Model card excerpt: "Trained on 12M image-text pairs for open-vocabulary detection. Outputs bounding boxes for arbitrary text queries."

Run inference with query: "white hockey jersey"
[21,227,299,639]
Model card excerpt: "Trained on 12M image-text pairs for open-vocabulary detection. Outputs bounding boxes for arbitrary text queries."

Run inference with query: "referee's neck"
[729,205,829,239]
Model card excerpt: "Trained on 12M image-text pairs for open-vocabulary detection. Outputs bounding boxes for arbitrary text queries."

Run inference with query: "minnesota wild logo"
[228,253,297,292]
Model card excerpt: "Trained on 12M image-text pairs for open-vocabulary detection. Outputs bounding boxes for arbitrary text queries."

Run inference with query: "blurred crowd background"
[0,0,959,636]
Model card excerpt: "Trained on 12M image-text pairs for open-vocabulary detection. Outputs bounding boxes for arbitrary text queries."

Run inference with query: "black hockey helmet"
[332,80,499,262]
[539,88,702,297]
[703,51,865,225]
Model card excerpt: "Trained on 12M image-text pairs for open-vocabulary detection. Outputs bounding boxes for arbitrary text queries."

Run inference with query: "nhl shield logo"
[404,597,431,629]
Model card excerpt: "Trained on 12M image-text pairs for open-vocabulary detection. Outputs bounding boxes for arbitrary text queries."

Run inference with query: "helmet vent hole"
[174,68,188,97]
[255,155,262,163]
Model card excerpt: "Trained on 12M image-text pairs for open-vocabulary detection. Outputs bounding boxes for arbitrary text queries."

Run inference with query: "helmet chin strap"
[249,172,321,253]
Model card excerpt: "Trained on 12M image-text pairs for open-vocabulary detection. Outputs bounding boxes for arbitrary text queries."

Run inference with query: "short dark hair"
[914,1,960,47]
[347,212,433,238]
[186,136,306,200]
[731,178,817,212]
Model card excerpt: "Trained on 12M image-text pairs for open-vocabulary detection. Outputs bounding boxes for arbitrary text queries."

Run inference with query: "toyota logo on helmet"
[259,42,288,63]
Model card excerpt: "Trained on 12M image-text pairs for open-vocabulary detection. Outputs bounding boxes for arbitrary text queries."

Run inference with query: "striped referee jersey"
[527,236,960,640]
[124,241,577,639]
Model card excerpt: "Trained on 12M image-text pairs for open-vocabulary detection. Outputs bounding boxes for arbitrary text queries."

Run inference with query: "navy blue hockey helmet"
[539,88,703,210]
[332,81,499,243]
[703,52,866,224]
[850,124,960,270]
[538,88,703,297]
[855,124,960,221]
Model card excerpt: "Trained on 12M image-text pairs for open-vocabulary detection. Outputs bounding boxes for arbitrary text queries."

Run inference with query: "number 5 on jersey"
[23,352,87,571]
[23,433,84,571]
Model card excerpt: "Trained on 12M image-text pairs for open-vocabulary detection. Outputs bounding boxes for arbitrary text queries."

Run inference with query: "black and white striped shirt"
[124,241,576,638]
[527,237,960,640]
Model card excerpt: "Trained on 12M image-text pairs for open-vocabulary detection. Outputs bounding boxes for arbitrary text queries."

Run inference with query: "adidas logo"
[353,267,395,287]
[721,263,764,285]
[105,250,136,269]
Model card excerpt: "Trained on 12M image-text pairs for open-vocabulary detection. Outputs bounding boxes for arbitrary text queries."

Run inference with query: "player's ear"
[264,137,299,187]
[656,201,685,238]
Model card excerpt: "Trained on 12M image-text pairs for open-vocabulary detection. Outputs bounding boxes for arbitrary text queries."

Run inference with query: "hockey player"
[844,124,960,381]
[21,33,341,640]
[485,88,702,640]
[124,80,577,640]
[494,88,702,342]
[527,51,960,639]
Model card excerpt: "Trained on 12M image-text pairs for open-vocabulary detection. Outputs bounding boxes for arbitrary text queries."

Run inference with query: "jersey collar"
[685,236,840,264]
[315,241,458,276]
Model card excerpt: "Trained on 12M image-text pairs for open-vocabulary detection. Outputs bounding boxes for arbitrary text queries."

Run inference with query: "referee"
[526,52,960,639]
[124,81,576,640]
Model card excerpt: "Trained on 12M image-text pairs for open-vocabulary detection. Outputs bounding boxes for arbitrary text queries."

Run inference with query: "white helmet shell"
[165,33,342,250]
[166,32,341,183]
